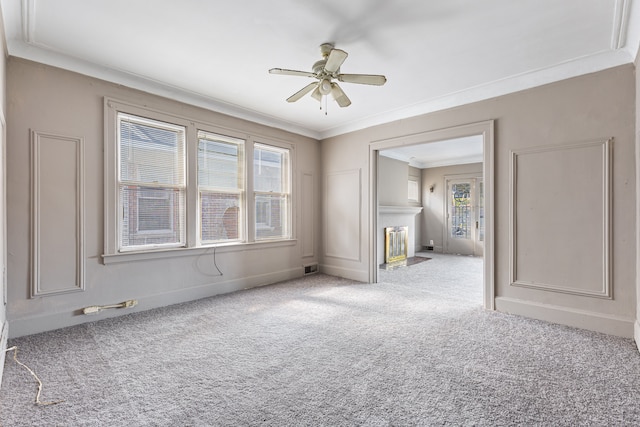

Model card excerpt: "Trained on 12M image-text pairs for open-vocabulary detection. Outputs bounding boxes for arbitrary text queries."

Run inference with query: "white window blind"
[253,143,290,240]
[117,113,186,250]
[197,131,245,243]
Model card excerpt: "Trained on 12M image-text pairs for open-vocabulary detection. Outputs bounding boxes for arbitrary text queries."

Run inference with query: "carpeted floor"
[1,253,640,426]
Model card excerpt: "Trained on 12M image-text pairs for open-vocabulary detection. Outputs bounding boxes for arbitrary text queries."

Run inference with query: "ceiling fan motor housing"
[312,60,326,75]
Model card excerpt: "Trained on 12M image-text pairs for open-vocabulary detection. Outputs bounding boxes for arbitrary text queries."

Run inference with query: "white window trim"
[197,130,246,245]
[252,141,293,241]
[104,98,296,261]
[408,176,421,205]
[116,113,187,251]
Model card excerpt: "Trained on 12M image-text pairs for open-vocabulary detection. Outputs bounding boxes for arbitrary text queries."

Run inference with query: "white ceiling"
[380,135,484,169]
[1,0,639,140]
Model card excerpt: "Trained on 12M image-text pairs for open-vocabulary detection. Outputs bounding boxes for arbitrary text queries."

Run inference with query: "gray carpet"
[1,253,640,426]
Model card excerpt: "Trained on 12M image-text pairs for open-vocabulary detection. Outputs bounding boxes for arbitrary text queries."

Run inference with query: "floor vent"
[304,264,318,275]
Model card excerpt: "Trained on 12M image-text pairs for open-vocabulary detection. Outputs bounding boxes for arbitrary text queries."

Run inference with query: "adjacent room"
[1,0,640,424]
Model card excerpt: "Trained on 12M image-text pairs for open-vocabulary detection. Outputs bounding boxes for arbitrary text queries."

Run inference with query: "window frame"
[408,177,420,204]
[197,130,245,245]
[252,142,292,241]
[104,98,296,262]
[116,112,187,252]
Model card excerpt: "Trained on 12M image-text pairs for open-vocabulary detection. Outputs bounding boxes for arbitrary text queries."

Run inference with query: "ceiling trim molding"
[318,49,633,139]
[20,0,34,43]
[612,0,631,49]
[7,40,322,140]
[4,38,634,142]
[379,150,483,169]
[419,156,484,169]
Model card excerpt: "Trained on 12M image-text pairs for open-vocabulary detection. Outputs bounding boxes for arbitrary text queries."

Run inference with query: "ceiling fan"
[269,43,387,108]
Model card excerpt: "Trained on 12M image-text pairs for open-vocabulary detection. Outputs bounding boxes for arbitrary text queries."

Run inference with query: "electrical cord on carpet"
[3,346,64,406]
[195,246,223,277]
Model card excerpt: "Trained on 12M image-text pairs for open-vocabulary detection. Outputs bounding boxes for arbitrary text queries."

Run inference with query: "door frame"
[369,120,495,310]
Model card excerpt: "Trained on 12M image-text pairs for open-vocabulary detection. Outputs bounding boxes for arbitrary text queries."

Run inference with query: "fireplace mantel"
[377,205,423,266]
[379,205,423,215]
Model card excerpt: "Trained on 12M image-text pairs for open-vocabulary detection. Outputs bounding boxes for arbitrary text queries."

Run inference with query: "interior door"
[445,177,483,256]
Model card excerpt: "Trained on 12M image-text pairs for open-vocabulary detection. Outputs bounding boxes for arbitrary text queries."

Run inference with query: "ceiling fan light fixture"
[319,79,332,95]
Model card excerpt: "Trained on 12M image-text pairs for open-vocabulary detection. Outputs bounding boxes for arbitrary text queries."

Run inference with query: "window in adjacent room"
[253,143,291,240]
[408,178,420,204]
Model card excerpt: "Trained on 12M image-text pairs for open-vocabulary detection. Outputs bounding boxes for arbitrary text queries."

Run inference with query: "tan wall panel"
[325,169,361,261]
[31,131,84,296]
[511,140,610,298]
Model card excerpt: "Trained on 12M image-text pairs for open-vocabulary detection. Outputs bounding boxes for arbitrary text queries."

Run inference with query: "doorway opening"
[369,121,494,310]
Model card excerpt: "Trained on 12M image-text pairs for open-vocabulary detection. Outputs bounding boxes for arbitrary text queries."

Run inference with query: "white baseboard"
[319,264,368,282]
[8,267,303,339]
[0,321,8,389]
[635,320,640,352]
[495,297,635,338]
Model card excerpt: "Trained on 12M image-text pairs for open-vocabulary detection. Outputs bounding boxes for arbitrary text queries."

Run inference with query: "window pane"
[408,180,419,202]
[254,146,285,192]
[197,131,244,243]
[120,186,185,247]
[117,113,186,250]
[119,115,185,185]
[255,194,288,240]
[450,183,471,239]
[198,136,241,190]
[200,192,242,242]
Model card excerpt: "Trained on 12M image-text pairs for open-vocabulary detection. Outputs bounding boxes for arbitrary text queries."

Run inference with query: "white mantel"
[379,206,423,215]
[378,205,423,265]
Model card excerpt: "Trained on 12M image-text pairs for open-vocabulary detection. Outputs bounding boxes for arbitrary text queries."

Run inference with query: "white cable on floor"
[4,346,64,406]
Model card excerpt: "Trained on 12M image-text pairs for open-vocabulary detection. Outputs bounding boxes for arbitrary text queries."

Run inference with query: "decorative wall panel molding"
[325,169,361,261]
[509,139,611,298]
[302,172,314,258]
[30,130,85,297]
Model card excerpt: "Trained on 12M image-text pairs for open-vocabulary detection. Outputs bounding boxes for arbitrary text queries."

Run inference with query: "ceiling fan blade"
[331,83,351,107]
[338,73,387,86]
[286,82,318,103]
[324,49,348,73]
[269,68,316,78]
[311,86,322,102]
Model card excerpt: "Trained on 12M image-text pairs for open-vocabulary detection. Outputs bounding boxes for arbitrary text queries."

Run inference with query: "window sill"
[101,239,297,265]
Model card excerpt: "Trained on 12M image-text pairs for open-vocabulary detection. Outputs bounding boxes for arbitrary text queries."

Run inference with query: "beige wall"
[0,17,7,383]
[421,163,482,252]
[378,155,409,206]
[376,157,423,264]
[6,58,321,337]
[635,49,640,347]
[322,64,636,337]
